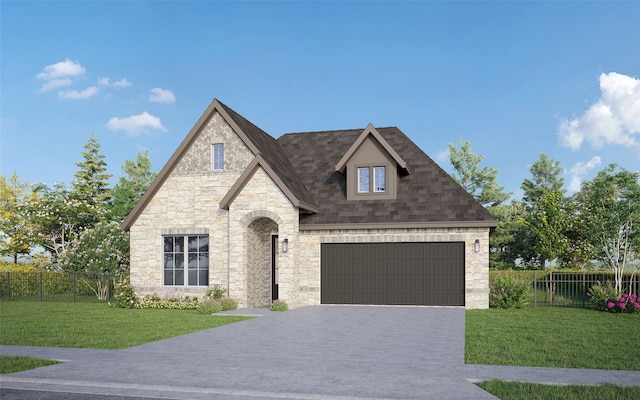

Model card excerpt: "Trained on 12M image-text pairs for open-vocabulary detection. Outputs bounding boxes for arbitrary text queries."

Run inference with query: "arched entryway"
[246,217,278,307]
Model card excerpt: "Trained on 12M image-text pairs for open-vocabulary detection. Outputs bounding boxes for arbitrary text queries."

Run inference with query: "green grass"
[0,355,60,374]
[477,380,640,400]
[466,307,640,370]
[0,302,252,349]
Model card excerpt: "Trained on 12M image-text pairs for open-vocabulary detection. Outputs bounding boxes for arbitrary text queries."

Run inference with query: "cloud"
[558,72,640,151]
[97,77,110,86]
[435,149,450,164]
[107,112,167,136]
[36,59,85,81]
[58,87,99,99]
[567,156,601,192]
[39,78,72,92]
[149,88,176,104]
[113,78,132,87]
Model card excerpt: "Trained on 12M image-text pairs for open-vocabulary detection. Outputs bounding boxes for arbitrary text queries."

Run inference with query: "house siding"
[296,227,490,309]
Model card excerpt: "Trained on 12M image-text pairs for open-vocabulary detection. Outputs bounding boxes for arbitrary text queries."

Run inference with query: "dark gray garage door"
[321,242,464,306]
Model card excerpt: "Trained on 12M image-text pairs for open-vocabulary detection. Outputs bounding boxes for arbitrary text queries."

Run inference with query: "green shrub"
[136,294,199,310]
[110,279,137,309]
[196,299,223,314]
[489,270,531,309]
[205,285,226,300]
[271,299,288,311]
[588,281,639,313]
[221,297,238,311]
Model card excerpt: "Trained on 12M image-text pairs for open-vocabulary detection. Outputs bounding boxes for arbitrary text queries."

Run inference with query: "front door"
[271,235,279,301]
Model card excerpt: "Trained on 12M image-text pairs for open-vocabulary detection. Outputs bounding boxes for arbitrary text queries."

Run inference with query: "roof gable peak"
[335,124,409,174]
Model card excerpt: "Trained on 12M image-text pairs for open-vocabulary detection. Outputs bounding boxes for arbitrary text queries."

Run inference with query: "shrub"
[220,297,238,311]
[589,282,639,313]
[111,279,137,309]
[197,299,223,314]
[136,294,199,310]
[205,285,226,300]
[271,299,288,311]
[489,270,531,309]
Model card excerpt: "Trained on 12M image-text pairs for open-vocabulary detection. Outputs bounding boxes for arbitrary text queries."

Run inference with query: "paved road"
[2,306,639,399]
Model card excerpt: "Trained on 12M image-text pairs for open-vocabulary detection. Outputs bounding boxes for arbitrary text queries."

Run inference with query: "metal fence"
[0,271,113,302]
[529,271,640,308]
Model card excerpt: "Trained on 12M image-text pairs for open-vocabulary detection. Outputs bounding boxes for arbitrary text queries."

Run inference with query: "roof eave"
[298,220,498,231]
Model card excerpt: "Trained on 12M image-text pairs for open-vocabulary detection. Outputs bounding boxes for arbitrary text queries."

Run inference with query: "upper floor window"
[358,166,386,193]
[212,144,224,170]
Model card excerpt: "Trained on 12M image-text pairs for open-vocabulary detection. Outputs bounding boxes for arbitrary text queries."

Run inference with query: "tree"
[575,165,640,294]
[488,202,526,269]
[521,153,565,208]
[57,221,130,299]
[0,173,34,263]
[110,151,157,221]
[72,132,112,222]
[448,138,511,208]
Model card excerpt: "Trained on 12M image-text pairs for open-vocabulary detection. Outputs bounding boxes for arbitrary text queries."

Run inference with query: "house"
[121,99,497,309]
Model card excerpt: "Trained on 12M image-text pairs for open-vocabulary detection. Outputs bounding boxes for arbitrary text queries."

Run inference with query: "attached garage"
[321,242,465,306]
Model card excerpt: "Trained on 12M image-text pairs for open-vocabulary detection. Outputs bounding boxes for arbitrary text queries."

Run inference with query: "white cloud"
[149,88,176,104]
[435,149,450,165]
[58,87,99,99]
[39,78,72,92]
[107,112,167,136]
[567,156,602,192]
[558,72,640,151]
[36,59,85,81]
[97,77,110,86]
[113,78,132,87]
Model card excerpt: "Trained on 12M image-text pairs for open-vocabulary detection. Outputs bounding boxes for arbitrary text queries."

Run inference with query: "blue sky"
[1,1,639,200]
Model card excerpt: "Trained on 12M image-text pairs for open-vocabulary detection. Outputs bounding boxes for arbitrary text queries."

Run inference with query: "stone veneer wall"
[296,227,491,309]
[129,112,256,299]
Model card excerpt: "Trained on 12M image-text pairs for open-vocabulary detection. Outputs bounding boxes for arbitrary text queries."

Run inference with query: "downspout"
[227,207,231,298]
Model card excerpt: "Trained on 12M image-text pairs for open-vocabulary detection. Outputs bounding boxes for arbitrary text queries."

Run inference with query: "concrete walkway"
[1,306,639,399]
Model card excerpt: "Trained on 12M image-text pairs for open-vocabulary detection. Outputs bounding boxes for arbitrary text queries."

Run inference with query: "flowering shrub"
[220,297,238,311]
[205,285,226,300]
[136,294,199,310]
[489,270,531,309]
[111,278,137,309]
[588,281,639,313]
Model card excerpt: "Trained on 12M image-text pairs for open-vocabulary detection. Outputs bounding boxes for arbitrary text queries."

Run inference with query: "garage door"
[321,242,464,306]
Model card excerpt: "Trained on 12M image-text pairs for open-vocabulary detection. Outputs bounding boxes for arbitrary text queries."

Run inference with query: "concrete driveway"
[2,306,639,399]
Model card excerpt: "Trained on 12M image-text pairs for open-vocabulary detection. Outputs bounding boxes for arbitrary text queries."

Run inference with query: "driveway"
[2,306,639,399]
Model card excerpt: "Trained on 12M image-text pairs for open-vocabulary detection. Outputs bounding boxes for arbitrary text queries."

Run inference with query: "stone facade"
[128,107,491,310]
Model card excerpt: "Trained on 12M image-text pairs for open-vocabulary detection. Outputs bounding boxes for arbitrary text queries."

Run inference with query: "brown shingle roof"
[277,127,497,228]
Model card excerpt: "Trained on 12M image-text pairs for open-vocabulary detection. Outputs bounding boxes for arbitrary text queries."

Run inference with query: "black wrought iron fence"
[530,271,639,307]
[0,271,113,302]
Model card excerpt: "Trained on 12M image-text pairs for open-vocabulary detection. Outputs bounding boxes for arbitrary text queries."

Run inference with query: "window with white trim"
[164,235,209,286]
[212,144,224,170]
[357,166,386,193]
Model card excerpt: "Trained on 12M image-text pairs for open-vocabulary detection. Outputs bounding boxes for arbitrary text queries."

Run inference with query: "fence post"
[533,270,537,307]
[582,273,586,308]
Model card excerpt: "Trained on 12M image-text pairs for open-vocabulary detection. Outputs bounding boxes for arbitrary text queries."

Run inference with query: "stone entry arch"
[246,217,278,307]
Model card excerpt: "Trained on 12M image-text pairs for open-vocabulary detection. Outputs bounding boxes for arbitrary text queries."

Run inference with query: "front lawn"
[0,355,60,374]
[0,302,251,349]
[477,380,640,400]
[466,307,640,371]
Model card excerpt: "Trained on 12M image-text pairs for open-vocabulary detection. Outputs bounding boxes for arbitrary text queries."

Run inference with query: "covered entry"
[321,242,465,306]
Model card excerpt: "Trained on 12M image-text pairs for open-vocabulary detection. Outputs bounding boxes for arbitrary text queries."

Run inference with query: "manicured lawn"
[0,302,252,349]
[477,380,640,400]
[466,307,640,371]
[0,355,59,374]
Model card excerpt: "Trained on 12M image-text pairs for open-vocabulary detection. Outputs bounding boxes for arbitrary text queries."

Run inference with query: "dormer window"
[358,166,386,193]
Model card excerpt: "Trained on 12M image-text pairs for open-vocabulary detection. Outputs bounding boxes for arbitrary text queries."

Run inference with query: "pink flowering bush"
[489,270,531,309]
[588,281,639,314]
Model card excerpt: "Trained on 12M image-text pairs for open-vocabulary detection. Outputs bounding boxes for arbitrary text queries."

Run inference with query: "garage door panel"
[322,242,464,306]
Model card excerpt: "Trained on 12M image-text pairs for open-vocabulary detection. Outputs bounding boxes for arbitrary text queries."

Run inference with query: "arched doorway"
[246,217,278,307]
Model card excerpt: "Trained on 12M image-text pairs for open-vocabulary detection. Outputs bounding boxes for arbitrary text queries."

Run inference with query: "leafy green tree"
[521,153,565,207]
[575,165,640,294]
[110,151,157,221]
[57,221,130,299]
[488,202,526,269]
[448,138,511,208]
[72,132,112,222]
[0,173,34,263]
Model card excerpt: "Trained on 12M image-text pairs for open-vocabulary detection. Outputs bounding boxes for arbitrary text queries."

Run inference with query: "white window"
[373,166,386,192]
[358,167,370,193]
[212,144,224,170]
[164,235,209,286]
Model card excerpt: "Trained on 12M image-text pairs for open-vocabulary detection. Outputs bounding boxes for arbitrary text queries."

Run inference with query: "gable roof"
[121,99,317,231]
[277,127,497,229]
[334,123,409,175]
